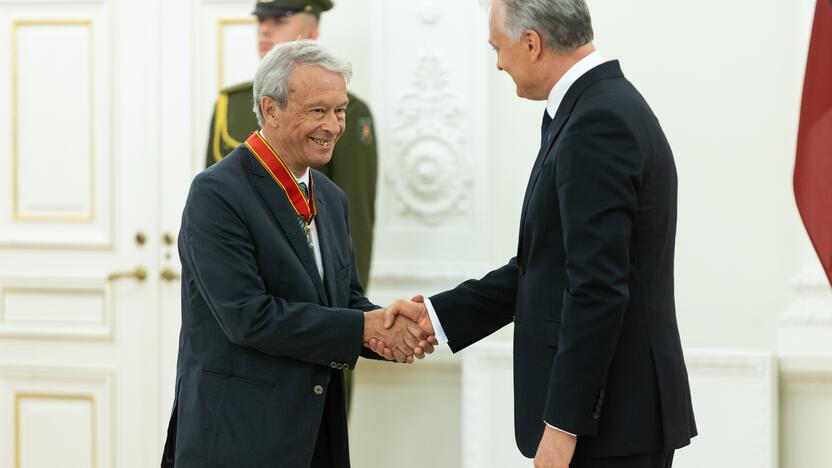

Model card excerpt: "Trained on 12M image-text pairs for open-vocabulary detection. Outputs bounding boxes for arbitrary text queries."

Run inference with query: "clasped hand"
[363,296,438,363]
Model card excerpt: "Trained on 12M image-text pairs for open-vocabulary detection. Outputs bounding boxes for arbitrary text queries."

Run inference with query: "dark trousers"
[571,451,674,468]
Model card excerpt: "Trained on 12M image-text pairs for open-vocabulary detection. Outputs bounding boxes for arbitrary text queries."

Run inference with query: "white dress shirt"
[424,50,608,438]
[295,169,324,280]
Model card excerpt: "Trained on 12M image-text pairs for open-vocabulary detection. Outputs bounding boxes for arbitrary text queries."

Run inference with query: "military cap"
[252,0,334,18]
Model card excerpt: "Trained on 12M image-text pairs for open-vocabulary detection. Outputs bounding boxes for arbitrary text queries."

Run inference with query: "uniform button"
[592,412,600,420]
[313,385,324,395]
[329,362,337,368]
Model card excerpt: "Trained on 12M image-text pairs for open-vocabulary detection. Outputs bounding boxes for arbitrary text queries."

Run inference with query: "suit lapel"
[247,150,328,304]
[518,111,570,232]
[312,184,340,306]
[516,61,625,257]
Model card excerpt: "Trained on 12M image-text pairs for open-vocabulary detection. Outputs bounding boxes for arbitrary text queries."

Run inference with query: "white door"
[0,0,189,466]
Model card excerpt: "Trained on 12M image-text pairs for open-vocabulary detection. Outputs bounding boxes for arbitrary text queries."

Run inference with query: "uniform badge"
[357,117,374,146]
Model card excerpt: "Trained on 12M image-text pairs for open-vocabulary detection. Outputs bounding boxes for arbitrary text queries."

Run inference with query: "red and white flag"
[794,0,832,287]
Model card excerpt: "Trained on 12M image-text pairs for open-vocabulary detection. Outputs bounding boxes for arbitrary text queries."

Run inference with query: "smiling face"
[256,13,319,58]
[261,64,348,176]
[488,1,541,100]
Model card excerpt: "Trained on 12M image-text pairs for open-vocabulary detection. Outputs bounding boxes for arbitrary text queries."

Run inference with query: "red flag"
[794,0,832,287]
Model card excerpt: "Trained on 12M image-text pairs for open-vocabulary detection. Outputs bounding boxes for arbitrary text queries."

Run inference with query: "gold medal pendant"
[304,224,314,249]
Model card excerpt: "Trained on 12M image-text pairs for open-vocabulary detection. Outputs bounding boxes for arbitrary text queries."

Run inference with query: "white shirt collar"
[545,50,606,118]
[294,169,310,186]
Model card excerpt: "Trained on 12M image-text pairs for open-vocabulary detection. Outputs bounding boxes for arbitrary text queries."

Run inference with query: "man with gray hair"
[161,40,433,468]
[376,0,697,466]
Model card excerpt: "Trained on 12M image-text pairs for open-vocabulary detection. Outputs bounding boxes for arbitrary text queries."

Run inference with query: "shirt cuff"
[423,298,449,344]
[545,422,576,437]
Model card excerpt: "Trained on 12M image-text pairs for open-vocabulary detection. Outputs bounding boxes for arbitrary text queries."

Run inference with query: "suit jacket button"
[518,265,526,275]
[314,385,324,395]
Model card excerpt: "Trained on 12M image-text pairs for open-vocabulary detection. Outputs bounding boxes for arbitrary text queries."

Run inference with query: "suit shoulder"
[581,76,647,110]
[312,169,344,194]
[199,147,250,186]
[312,169,348,203]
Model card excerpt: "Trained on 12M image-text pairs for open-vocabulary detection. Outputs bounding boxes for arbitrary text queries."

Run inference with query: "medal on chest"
[245,132,317,249]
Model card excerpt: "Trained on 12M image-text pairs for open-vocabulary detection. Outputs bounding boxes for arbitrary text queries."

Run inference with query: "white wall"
[587,0,816,351]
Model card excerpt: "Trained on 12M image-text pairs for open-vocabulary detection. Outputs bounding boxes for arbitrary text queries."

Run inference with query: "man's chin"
[308,152,334,168]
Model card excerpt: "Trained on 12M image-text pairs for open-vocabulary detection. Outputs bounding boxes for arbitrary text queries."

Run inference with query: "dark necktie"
[541,108,553,149]
[297,182,314,249]
[298,181,309,202]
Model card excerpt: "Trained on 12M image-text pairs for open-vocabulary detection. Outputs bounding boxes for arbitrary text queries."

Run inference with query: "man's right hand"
[383,296,434,335]
[363,308,428,363]
[366,297,438,361]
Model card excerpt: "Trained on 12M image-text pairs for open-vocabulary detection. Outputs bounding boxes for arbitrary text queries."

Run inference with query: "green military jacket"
[206,82,378,289]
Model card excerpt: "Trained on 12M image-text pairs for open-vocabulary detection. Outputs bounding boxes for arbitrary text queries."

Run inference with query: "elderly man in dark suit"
[375,0,697,467]
[161,40,431,468]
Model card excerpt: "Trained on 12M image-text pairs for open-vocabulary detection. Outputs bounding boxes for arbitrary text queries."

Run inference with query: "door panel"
[0,0,162,466]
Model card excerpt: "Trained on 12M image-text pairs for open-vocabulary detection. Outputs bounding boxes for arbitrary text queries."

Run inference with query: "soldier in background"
[206,0,377,291]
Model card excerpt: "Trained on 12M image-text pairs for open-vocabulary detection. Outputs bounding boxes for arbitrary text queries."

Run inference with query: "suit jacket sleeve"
[427,258,519,352]
[545,107,641,435]
[181,172,367,368]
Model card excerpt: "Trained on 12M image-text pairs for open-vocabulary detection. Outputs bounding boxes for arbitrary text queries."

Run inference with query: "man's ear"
[260,97,278,125]
[524,29,543,61]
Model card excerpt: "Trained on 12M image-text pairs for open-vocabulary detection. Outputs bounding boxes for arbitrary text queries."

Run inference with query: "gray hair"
[252,40,353,126]
[495,0,593,53]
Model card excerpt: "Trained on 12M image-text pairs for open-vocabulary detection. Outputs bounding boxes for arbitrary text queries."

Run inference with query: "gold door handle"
[160,268,181,282]
[107,267,147,282]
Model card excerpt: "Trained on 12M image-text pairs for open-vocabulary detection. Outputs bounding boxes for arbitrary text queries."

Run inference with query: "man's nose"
[320,111,340,134]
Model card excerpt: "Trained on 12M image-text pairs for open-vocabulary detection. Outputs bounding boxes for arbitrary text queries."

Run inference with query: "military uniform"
[205,83,377,289]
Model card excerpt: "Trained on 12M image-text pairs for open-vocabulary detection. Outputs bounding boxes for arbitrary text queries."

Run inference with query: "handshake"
[362,295,439,363]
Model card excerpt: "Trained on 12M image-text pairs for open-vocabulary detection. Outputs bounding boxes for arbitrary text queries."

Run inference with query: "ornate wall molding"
[371,261,489,283]
[386,53,473,225]
[419,1,441,26]
[684,349,776,377]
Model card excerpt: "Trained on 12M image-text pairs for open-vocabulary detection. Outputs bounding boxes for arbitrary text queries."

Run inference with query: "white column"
[778,243,832,355]
[778,239,832,468]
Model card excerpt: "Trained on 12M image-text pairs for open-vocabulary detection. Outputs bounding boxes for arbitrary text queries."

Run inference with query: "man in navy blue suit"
[162,41,432,468]
[375,1,697,467]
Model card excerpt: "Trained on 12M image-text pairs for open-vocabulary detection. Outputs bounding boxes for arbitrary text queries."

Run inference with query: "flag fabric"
[794,0,832,287]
